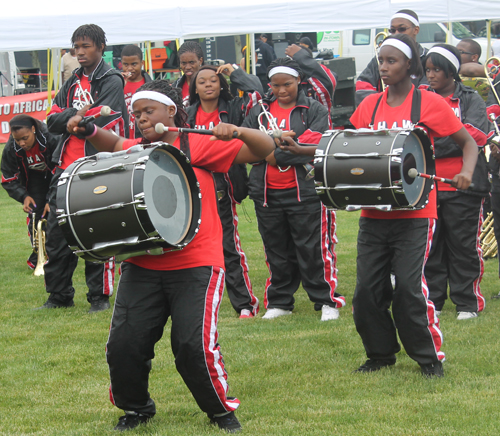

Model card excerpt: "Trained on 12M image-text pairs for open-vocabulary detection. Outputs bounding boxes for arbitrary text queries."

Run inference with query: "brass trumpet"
[484,57,500,106]
[32,213,48,276]
[480,212,498,259]
[374,31,388,92]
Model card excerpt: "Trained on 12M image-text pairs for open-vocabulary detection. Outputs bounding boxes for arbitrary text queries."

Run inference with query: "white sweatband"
[427,47,460,73]
[381,39,413,59]
[131,91,177,114]
[268,66,300,78]
[391,12,419,27]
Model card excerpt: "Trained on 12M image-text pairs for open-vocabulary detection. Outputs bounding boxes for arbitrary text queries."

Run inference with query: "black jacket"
[1,123,58,203]
[186,67,263,203]
[242,90,329,205]
[355,43,429,106]
[423,82,490,197]
[172,74,190,107]
[47,59,128,166]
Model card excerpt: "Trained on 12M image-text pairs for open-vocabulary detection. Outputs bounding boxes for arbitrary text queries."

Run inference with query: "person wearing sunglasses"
[355,9,429,106]
[456,39,486,78]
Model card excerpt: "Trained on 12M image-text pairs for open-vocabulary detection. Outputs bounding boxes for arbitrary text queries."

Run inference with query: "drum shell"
[56,144,201,262]
[314,129,435,210]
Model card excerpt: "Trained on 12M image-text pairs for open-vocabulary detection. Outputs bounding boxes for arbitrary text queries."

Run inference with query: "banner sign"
[0,91,55,143]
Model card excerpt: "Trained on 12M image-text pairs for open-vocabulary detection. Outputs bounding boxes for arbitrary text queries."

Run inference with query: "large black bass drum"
[313,128,435,211]
[56,142,201,262]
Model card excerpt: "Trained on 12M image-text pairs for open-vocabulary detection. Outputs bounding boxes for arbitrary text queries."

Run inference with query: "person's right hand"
[285,44,302,58]
[23,196,36,213]
[67,115,87,136]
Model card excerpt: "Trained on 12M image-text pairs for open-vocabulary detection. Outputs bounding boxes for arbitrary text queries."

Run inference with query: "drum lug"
[58,217,67,225]
[57,177,68,186]
[136,164,146,170]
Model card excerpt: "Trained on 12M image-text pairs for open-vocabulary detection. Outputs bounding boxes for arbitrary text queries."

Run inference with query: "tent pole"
[46,49,53,114]
[250,33,256,76]
[487,20,492,57]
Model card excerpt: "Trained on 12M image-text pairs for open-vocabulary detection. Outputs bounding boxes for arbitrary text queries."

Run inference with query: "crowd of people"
[2,12,500,433]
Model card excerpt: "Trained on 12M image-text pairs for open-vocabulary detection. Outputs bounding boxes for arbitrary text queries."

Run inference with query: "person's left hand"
[216,64,235,76]
[67,115,87,136]
[285,44,302,58]
[211,123,240,141]
[452,172,473,190]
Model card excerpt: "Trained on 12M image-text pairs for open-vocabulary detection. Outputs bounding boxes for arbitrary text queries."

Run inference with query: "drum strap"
[180,133,191,161]
[369,88,422,128]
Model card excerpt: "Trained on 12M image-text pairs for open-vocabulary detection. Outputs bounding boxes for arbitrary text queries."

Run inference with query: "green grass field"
[1,145,500,435]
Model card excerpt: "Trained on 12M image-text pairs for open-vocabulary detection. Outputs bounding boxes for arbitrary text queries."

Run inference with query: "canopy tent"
[1,0,500,52]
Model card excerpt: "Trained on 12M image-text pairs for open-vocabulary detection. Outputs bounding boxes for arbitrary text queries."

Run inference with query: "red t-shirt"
[350,86,464,219]
[60,74,92,170]
[182,80,190,106]
[266,101,296,189]
[195,107,219,130]
[124,78,145,138]
[122,134,243,270]
[25,141,50,173]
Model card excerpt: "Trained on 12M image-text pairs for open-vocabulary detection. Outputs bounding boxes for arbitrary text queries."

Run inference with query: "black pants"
[353,217,444,365]
[218,192,258,315]
[43,168,114,304]
[425,191,485,312]
[106,263,239,416]
[26,175,51,268]
[254,188,344,311]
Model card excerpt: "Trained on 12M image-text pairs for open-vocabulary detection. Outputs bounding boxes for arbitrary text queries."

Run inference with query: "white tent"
[1,0,500,52]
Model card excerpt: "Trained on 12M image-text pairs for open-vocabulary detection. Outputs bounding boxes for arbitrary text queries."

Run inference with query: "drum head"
[143,147,193,245]
[400,132,427,206]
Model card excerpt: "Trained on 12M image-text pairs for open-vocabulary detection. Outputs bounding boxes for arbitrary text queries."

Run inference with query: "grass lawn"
[1,146,500,435]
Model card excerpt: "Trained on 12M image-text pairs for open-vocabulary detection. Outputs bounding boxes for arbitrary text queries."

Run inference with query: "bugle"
[485,57,500,106]
[374,31,388,92]
[32,214,48,276]
[480,212,498,259]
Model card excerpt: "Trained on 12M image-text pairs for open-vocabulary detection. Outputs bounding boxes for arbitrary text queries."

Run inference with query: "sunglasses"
[458,50,474,56]
[388,26,412,34]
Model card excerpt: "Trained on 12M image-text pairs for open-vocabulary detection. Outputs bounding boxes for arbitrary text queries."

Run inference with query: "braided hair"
[188,65,233,106]
[266,57,303,80]
[136,80,189,128]
[71,24,106,53]
[178,41,204,63]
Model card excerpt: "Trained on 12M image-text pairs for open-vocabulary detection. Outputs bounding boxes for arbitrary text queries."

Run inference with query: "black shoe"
[34,299,75,310]
[354,358,396,373]
[88,298,111,314]
[209,411,242,433]
[420,361,444,378]
[113,413,150,431]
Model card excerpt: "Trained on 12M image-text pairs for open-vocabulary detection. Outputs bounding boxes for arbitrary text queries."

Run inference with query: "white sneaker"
[321,305,339,321]
[435,310,441,316]
[262,308,292,319]
[457,311,478,320]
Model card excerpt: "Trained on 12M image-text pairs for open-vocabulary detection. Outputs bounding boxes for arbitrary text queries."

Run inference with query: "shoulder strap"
[369,94,384,128]
[410,88,421,125]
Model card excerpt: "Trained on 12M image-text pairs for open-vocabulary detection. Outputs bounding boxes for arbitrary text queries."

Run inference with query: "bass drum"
[313,128,435,211]
[56,142,201,262]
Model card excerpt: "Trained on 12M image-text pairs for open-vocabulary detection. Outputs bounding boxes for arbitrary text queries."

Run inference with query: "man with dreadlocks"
[43,24,128,313]
[172,41,205,107]
[66,79,276,433]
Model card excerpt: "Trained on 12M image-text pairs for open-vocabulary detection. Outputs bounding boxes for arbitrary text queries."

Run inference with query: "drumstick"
[408,168,474,189]
[78,106,112,127]
[155,123,238,138]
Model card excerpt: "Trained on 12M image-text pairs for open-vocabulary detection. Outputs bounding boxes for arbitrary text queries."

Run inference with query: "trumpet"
[480,212,498,259]
[374,31,388,92]
[485,57,500,106]
[257,100,315,179]
[32,213,48,276]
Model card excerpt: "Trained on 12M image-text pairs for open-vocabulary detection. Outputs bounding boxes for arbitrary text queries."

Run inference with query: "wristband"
[84,123,97,138]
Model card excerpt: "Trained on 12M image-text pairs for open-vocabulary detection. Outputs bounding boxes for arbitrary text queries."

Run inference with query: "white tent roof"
[1,0,500,51]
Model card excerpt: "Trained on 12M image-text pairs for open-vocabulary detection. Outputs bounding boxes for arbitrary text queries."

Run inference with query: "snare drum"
[56,142,201,262]
[314,128,435,211]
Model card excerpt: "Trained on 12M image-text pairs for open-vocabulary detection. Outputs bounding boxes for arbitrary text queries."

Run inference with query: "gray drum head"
[400,132,426,206]
[143,148,193,245]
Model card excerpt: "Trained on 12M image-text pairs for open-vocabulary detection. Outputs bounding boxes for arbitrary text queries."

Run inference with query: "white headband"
[391,12,419,27]
[427,47,460,73]
[131,91,177,114]
[381,39,413,59]
[268,66,300,78]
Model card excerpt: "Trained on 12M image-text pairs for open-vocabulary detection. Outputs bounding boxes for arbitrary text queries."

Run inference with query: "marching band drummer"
[1,115,58,270]
[66,80,276,433]
[349,34,477,377]
[43,24,128,313]
[421,44,489,320]
[187,64,263,318]
[241,57,345,321]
